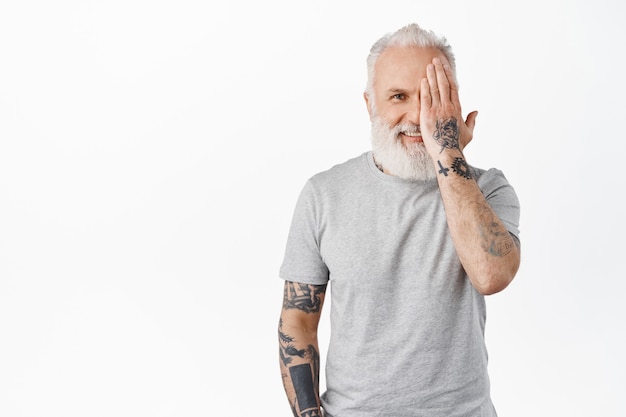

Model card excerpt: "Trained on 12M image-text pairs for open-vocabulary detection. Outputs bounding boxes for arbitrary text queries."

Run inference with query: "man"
[278,23,521,417]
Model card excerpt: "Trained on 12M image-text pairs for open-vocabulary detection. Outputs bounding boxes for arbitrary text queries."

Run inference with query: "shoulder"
[311,152,367,180]
[307,152,369,191]
[292,152,369,211]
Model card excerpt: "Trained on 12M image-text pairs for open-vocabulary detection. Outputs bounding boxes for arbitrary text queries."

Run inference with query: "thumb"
[465,110,478,132]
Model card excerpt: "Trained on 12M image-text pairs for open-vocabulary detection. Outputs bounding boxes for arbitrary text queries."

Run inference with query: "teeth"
[403,131,421,137]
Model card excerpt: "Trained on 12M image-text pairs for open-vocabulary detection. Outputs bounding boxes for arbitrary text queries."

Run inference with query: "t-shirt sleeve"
[279,179,330,285]
[477,168,521,243]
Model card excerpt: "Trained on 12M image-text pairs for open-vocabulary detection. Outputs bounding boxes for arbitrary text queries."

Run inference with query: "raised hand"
[419,57,477,156]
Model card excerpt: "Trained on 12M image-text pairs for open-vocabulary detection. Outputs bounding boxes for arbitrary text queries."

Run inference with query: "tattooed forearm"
[476,202,515,257]
[290,363,321,417]
[437,160,449,176]
[283,282,327,313]
[279,318,302,366]
[451,157,472,179]
[279,317,322,417]
[288,345,321,417]
[437,157,472,179]
[280,282,325,416]
[433,117,459,152]
[278,319,317,367]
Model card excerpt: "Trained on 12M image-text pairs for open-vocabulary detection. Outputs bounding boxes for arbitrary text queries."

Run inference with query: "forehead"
[374,46,449,88]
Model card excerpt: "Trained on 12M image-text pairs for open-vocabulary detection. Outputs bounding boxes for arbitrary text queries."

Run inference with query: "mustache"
[398,123,420,132]
[389,122,421,136]
[369,108,420,135]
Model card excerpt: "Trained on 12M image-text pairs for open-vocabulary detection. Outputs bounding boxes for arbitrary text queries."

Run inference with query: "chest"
[317,188,461,287]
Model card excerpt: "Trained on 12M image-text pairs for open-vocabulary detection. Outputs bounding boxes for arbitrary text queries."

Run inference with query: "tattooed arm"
[420,57,520,295]
[279,281,327,417]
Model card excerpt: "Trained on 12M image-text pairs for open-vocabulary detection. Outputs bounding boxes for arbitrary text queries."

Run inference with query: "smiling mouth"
[400,129,422,142]
[399,124,421,137]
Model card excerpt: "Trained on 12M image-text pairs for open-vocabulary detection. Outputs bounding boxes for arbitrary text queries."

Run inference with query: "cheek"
[377,106,404,125]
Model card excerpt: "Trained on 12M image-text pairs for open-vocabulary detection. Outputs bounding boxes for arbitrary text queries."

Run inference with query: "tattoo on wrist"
[451,157,472,179]
[290,363,321,416]
[437,160,449,176]
[433,117,460,152]
[299,410,322,417]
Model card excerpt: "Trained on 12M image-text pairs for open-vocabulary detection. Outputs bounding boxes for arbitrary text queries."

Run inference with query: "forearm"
[279,318,323,417]
[434,150,520,294]
[417,57,520,293]
[279,281,327,417]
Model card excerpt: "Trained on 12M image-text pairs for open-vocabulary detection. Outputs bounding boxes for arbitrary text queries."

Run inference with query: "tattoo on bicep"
[433,117,459,152]
[283,282,326,313]
[477,202,514,257]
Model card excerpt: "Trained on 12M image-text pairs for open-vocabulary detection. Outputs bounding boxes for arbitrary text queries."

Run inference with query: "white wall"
[1,1,624,416]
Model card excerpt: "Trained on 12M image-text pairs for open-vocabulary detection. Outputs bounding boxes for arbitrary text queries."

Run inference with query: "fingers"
[433,58,450,103]
[420,77,431,110]
[423,57,461,114]
[443,62,461,108]
[425,57,453,108]
[426,62,440,107]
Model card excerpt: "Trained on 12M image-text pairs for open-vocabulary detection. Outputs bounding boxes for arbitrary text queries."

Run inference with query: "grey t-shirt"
[280,152,520,417]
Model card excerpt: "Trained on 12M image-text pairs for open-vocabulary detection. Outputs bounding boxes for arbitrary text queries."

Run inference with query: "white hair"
[365,23,457,98]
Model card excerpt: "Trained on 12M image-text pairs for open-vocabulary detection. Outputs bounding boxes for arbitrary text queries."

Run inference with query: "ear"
[364,92,372,119]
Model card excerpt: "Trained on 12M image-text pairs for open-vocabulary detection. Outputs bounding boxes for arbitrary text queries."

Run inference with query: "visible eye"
[391,93,405,100]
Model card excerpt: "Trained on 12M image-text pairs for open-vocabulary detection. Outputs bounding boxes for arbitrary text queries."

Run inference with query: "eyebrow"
[386,88,407,94]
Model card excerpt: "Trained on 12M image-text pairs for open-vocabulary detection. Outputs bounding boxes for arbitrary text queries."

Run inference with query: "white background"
[1,0,625,416]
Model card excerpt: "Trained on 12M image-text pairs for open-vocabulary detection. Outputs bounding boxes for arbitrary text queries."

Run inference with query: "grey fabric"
[280,152,520,417]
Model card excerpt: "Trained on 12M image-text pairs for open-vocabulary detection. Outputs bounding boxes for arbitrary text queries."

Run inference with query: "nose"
[404,97,420,125]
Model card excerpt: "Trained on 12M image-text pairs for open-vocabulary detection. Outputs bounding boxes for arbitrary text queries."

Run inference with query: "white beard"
[370,115,436,181]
